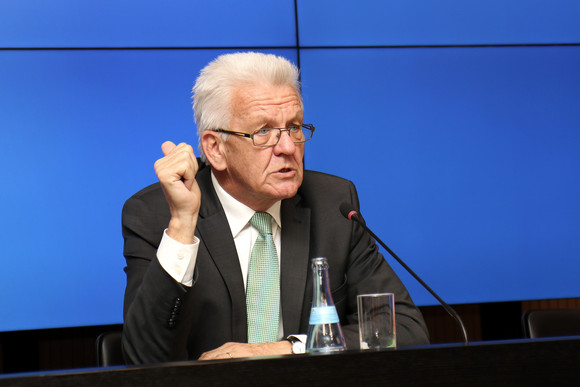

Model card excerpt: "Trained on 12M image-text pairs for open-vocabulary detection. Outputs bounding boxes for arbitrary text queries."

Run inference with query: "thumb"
[161,140,177,156]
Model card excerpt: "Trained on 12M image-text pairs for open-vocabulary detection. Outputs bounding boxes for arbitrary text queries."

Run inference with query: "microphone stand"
[344,206,469,344]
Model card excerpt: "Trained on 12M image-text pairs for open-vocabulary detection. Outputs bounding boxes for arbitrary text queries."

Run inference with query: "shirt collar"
[211,171,282,238]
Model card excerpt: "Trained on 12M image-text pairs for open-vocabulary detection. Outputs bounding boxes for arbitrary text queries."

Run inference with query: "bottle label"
[309,306,339,324]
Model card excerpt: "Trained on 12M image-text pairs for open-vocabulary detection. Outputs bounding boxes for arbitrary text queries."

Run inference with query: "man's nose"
[274,129,297,153]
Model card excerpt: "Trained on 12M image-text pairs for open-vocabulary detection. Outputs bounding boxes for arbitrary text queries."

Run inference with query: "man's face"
[217,84,305,211]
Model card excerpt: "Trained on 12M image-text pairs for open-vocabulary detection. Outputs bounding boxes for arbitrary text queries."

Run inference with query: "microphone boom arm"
[342,205,469,344]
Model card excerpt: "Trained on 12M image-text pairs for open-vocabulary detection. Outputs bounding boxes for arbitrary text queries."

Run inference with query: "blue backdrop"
[1,0,579,331]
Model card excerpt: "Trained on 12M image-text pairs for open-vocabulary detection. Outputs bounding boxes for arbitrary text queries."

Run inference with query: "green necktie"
[246,212,280,343]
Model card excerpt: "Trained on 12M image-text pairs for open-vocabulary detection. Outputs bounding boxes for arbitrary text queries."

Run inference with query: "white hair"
[192,52,302,164]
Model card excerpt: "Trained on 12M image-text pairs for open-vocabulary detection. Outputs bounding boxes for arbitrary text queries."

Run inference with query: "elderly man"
[122,52,429,364]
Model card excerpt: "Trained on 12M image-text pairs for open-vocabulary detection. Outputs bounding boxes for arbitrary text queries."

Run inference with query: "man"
[122,52,429,364]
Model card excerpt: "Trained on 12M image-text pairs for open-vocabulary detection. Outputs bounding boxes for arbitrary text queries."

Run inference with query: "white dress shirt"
[157,172,281,286]
[156,172,285,339]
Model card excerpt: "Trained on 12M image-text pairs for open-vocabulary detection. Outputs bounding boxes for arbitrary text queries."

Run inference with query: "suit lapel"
[195,165,312,340]
[195,167,247,342]
[280,195,311,336]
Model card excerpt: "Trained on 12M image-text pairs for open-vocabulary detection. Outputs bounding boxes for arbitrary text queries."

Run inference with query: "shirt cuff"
[286,334,307,354]
[157,229,199,287]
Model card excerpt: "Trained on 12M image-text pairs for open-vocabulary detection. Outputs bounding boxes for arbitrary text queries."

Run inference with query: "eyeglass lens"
[253,126,312,146]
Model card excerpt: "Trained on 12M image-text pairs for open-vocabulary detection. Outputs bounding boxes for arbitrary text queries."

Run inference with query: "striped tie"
[246,212,280,343]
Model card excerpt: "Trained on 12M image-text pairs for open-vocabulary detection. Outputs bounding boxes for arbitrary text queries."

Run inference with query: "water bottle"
[305,257,346,353]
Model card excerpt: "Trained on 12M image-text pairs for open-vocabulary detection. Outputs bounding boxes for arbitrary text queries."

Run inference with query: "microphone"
[340,203,469,344]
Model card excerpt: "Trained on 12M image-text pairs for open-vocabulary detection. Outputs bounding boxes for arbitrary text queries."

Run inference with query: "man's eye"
[288,125,300,132]
[256,128,270,136]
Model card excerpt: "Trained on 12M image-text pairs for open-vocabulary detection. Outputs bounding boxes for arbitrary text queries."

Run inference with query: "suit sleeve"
[121,189,193,364]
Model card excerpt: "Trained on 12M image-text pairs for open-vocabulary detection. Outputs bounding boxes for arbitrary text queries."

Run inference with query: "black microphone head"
[339,203,357,220]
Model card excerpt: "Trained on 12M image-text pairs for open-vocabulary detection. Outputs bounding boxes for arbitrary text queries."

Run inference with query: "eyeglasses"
[212,124,315,147]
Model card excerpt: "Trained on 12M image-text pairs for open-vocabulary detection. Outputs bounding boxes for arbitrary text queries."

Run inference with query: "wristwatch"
[286,335,306,354]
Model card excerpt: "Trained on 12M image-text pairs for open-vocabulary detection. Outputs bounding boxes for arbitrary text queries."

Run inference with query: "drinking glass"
[357,293,396,350]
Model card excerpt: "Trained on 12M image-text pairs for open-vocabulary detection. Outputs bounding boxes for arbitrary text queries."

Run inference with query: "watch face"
[293,341,306,354]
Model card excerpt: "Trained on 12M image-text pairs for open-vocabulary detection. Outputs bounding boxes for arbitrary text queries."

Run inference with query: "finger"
[198,350,229,361]
[161,140,177,156]
[198,343,238,360]
[181,151,199,191]
[155,143,196,182]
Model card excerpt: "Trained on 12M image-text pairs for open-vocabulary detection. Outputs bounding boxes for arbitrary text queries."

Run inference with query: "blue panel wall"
[0,0,296,47]
[298,0,580,45]
[0,48,298,331]
[0,0,578,330]
[301,46,580,305]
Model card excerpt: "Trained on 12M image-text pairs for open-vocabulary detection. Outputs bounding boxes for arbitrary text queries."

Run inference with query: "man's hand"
[154,141,201,244]
[198,341,292,360]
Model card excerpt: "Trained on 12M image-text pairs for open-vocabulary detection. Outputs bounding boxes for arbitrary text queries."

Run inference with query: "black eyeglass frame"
[212,124,315,148]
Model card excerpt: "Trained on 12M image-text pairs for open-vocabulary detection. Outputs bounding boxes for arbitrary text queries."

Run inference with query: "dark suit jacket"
[121,164,429,364]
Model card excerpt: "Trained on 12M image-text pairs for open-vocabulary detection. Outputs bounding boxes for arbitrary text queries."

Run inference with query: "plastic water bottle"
[306,257,346,353]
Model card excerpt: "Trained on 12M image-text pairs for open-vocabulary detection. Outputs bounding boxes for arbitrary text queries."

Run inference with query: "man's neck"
[212,169,277,212]
[210,171,282,236]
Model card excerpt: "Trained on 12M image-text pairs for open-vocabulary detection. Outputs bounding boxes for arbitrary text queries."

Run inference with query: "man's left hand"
[198,341,292,360]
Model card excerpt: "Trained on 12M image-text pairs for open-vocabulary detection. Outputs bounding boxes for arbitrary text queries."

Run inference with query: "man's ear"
[201,131,227,171]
